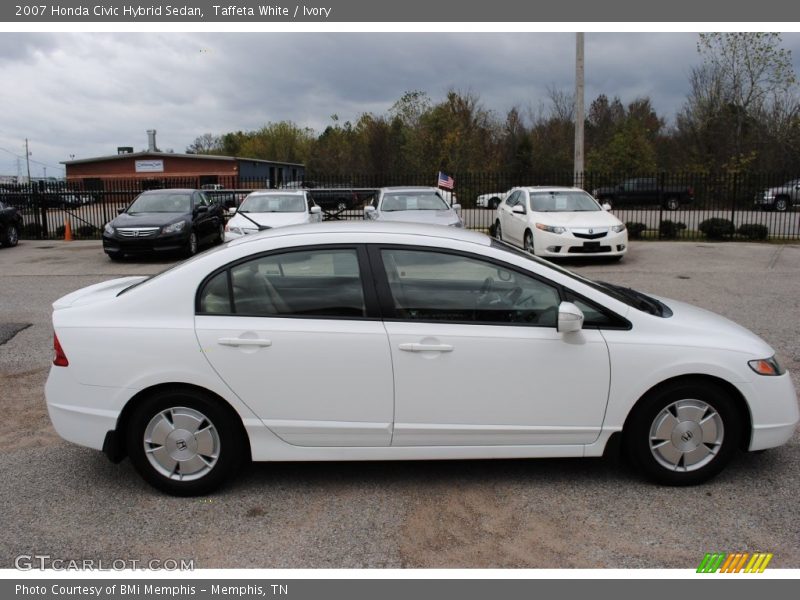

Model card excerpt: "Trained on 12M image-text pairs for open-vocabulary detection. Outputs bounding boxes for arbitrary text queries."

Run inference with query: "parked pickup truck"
[592,178,694,210]
[754,179,800,212]
[476,191,508,209]
[281,181,377,212]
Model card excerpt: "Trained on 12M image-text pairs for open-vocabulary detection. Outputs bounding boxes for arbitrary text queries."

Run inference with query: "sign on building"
[135,159,164,173]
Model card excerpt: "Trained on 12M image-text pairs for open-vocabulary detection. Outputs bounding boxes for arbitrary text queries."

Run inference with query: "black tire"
[184,231,198,258]
[107,252,124,262]
[216,222,225,245]
[126,388,244,496]
[608,255,623,263]
[494,220,502,240]
[523,230,534,254]
[774,197,789,212]
[665,197,679,211]
[624,379,742,486]
[1,223,19,247]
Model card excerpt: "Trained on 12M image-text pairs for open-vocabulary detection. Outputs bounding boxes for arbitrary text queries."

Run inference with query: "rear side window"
[197,248,365,318]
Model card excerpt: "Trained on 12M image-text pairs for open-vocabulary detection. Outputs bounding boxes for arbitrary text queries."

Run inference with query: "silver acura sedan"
[364,186,463,227]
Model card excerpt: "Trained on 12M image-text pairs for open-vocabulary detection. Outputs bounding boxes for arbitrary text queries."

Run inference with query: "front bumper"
[533,229,628,257]
[740,372,799,451]
[102,231,189,255]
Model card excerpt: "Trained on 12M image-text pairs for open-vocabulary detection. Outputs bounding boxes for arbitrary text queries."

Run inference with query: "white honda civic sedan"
[45,222,798,495]
[495,186,628,259]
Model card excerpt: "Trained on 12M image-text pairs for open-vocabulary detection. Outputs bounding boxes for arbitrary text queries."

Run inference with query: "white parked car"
[46,222,798,495]
[364,187,462,227]
[224,190,321,241]
[495,186,627,259]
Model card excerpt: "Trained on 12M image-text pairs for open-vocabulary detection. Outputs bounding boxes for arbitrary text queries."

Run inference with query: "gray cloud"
[1,32,799,177]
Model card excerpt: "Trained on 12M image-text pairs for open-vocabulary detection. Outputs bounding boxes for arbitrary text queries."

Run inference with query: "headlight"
[162,221,186,235]
[103,223,115,236]
[748,356,785,376]
[535,223,566,234]
[612,224,626,233]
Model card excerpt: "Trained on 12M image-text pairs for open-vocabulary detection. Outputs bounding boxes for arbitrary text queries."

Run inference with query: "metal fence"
[2,172,799,240]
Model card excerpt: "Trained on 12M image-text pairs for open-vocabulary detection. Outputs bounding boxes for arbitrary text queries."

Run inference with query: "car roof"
[380,186,442,193]
[245,189,305,196]
[228,220,489,247]
[141,188,196,194]
[515,186,589,193]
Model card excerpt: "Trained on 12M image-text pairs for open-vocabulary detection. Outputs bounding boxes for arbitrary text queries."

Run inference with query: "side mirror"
[228,207,237,215]
[602,203,612,211]
[195,205,208,214]
[511,205,526,215]
[557,301,584,334]
[452,203,462,211]
[118,208,126,214]
[310,206,322,214]
[364,206,376,218]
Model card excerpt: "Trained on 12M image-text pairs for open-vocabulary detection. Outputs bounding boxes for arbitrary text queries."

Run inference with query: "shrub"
[625,222,647,239]
[698,218,735,240]
[75,224,98,239]
[659,220,687,239]
[21,222,44,239]
[737,223,769,240]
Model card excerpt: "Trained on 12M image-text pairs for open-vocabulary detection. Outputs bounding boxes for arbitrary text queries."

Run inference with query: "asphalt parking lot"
[1,239,799,568]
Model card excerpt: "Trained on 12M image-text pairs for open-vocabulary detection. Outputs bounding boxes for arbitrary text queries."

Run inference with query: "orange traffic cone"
[64,218,73,242]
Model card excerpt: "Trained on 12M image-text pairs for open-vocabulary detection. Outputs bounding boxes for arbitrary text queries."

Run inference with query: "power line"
[0,145,64,171]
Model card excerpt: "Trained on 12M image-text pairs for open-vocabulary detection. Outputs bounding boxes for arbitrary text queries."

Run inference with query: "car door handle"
[218,338,272,347]
[398,343,454,353]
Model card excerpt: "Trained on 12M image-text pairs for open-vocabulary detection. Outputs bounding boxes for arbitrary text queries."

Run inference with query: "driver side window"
[380,249,561,326]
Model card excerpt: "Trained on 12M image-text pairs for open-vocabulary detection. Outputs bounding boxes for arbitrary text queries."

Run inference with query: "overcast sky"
[2,32,800,178]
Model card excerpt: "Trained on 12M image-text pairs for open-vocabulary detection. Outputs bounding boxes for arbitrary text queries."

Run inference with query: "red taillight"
[53,333,69,367]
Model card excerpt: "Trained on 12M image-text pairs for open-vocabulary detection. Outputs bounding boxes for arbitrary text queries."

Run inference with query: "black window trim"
[194,243,382,321]
[366,243,631,330]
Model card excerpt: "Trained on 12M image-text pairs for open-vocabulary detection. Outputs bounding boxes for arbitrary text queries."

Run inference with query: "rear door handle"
[398,343,454,353]
[218,338,272,347]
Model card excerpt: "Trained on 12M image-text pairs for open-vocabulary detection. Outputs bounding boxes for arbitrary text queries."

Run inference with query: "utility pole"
[574,32,585,188]
[25,138,32,184]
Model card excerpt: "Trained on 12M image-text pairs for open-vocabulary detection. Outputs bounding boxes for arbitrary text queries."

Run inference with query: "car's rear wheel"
[126,388,244,496]
[489,198,501,210]
[775,197,789,212]
[1,223,19,247]
[216,222,225,245]
[625,380,741,486]
[665,197,679,211]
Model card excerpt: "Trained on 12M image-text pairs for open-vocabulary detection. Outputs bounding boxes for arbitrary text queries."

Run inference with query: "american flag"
[437,171,455,190]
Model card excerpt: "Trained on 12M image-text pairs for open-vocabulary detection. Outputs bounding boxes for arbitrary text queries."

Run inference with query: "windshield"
[490,239,670,317]
[128,192,192,214]
[239,194,305,213]
[530,191,600,212]
[381,192,449,212]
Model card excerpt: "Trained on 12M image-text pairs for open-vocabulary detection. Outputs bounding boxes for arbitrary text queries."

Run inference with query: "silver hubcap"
[8,226,18,244]
[649,399,724,472]
[496,223,502,239]
[776,200,787,211]
[525,234,533,252]
[144,407,220,481]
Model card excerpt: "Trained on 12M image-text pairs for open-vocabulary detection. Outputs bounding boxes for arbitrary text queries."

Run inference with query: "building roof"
[61,151,304,168]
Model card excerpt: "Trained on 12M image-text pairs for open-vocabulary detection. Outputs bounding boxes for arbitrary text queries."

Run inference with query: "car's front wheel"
[216,222,225,245]
[1,223,19,247]
[523,230,534,254]
[624,379,742,486]
[494,220,502,240]
[126,388,244,496]
[184,231,198,257]
[665,197,680,211]
[774,197,789,212]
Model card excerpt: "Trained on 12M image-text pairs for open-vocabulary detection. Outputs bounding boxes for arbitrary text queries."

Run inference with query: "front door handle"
[218,338,272,347]
[398,343,454,353]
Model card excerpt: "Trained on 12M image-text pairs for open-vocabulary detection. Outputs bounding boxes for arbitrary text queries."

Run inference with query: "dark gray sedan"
[364,187,463,227]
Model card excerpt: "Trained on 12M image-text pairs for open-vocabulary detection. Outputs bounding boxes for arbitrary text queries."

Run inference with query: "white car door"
[374,246,611,446]
[195,246,394,446]
[497,190,520,243]
[505,189,530,246]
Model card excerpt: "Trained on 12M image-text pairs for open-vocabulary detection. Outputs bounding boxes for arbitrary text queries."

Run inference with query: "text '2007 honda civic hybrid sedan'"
[46,222,798,495]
